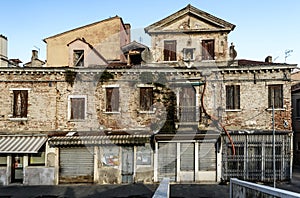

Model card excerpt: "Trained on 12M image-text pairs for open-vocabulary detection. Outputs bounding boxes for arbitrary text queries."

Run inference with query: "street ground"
[1,166,300,198]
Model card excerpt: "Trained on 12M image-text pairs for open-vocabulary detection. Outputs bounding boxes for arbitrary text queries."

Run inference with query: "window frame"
[0,155,7,167]
[268,84,283,109]
[226,85,240,110]
[163,40,177,61]
[139,86,154,113]
[9,88,30,120]
[68,95,87,121]
[183,48,195,61]
[73,49,84,67]
[104,85,120,113]
[201,39,215,60]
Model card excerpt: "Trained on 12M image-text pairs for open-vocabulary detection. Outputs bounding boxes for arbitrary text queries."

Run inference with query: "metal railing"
[230,178,300,198]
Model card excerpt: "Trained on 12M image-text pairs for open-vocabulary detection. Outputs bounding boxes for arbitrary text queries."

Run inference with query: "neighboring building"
[23,50,45,67]
[0,4,296,185]
[291,71,300,164]
[43,16,130,67]
[0,35,8,67]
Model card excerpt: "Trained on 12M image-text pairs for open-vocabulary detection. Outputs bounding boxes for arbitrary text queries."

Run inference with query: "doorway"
[11,155,23,183]
[121,147,134,183]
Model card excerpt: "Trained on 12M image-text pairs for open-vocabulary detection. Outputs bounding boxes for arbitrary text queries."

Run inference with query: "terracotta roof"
[237,59,288,66]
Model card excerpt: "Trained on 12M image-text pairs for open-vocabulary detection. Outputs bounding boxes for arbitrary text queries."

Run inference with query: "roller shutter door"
[158,143,177,181]
[59,147,94,183]
[199,142,216,171]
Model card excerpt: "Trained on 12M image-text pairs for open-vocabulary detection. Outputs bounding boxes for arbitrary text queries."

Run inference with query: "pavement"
[1,166,300,198]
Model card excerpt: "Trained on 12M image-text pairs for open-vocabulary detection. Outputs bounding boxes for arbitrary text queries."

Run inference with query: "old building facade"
[0,4,296,185]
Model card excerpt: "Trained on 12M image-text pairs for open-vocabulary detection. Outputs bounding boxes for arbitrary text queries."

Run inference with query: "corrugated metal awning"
[48,135,151,147]
[0,135,47,154]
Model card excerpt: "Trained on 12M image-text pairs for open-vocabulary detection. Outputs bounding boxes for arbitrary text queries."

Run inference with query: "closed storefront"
[59,147,94,183]
[155,134,219,183]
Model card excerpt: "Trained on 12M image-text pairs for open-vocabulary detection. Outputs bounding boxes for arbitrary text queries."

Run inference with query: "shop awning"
[48,135,151,147]
[0,135,47,154]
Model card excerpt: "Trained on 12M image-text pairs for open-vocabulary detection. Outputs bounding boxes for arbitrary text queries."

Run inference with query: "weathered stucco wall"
[24,167,55,185]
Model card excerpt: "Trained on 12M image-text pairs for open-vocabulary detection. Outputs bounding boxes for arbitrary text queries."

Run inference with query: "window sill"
[138,110,155,114]
[266,108,286,111]
[104,111,120,114]
[68,119,86,122]
[225,109,242,112]
[8,117,28,121]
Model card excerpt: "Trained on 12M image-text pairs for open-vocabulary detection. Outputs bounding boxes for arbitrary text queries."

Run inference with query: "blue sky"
[1,0,299,65]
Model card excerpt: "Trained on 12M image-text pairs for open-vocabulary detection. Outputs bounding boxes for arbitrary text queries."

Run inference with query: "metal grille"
[199,142,216,171]
[222,133,291,182]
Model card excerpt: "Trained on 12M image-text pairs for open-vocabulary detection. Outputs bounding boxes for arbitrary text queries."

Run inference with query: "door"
[180,143,195,181]
[122,147,134,183]
[11,155,23,183]
[59,147,94,183]
[179,86,196,122]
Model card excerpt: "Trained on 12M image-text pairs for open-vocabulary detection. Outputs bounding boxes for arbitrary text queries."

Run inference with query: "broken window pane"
[13,90,28,118]
[73,50,84,66]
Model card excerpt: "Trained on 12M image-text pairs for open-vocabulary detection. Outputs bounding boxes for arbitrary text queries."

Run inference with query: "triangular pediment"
[145,4,235,34]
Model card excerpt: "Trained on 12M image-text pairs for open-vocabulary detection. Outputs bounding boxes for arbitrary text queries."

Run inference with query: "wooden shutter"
[140,87,153,111]
[226,85,240,109]
[106,88,119,112]
[164,40,177,61]
[202,40,215,60]
[13,90,28,118]
[268,85,283,108]
[70,98,85,119]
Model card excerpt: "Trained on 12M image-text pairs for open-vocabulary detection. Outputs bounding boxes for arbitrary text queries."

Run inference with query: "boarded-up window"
[268,84,283,108]
[202,40,215,60]
[226,85,240,110]
[73,50,84,66]
[13,90,28,118]
[140,87,153,111]
[164,40,177,61]
[106,88,119,112]
[70,97,85,120]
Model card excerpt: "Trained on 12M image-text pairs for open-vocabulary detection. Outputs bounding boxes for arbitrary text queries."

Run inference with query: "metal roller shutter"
[59,147,94,183]
[199,142,216,171]
[158,143,177,181]
[180,143,195,171]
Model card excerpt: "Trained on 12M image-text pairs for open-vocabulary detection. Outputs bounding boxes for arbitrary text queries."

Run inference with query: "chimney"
[265,56,272,63]
[0,35,8,67]
[31,49,38,61]
[124,23,131,43]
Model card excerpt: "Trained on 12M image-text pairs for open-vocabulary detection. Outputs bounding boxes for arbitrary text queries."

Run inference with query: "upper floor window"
[73,50,84,66]
[183,48,195,61]
[164,40,177,61]
[140,87,153,111]
[106,87,120,112]
[226,85,240,110]
[202,40,215,60]
[13,90,28,118]
[68,95,86,120]
[268,84,283,108]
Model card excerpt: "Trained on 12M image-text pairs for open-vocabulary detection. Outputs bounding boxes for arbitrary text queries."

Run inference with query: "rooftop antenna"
[285,49,293,63]
[33,46,40,54]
